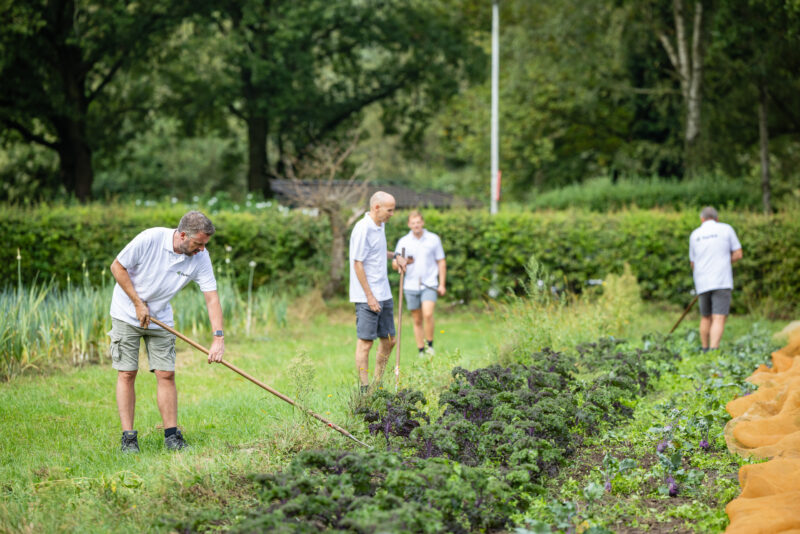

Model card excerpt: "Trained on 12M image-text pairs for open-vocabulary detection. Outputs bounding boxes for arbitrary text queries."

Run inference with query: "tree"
[279,131,370,298]
[710,0,800,213]
[0,0,191,201]
[435,0,639,195]
[653,0,707,175]
[165,0,485,197]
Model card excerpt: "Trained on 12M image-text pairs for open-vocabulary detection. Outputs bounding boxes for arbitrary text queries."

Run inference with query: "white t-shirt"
[395,229,445,291]
[110,227,217,328]
[689,220,742,294]
[349,213,392,302]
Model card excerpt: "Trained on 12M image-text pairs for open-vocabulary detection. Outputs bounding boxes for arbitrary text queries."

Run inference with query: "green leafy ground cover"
[236,323,779,534]
[517,324,778,533]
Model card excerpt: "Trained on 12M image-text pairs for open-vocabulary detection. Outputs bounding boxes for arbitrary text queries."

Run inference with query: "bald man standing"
[349,191,407,392]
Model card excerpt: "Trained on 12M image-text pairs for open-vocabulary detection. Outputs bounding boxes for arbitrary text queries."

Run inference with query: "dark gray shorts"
[109,318,177,372]
[698,289,732,316]
[355,299,395,340]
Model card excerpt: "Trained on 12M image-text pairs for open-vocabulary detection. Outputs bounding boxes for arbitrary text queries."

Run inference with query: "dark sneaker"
[121,430,139,453]
[360,384,369,395]
[164,429,188,450]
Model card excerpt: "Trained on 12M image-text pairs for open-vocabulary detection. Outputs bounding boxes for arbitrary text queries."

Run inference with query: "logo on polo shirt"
[176,271,190,277]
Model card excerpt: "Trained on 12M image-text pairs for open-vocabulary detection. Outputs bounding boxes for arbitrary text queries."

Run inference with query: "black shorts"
[698,289,732,316]
[355,299,395,340]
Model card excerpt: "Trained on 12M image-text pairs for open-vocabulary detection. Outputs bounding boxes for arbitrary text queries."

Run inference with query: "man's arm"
[110,259,150,327]
[437,258,447,296]
[731,248,743,263]
[354,260,381,312]
[203,290,225,363]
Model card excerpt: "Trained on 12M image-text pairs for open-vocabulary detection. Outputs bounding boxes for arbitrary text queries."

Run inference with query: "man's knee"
[118,370,137,383]
[380,336,396,349]
[154,370,175,382]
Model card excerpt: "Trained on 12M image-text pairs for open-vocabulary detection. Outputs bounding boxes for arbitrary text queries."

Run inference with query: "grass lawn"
[0,293,787,533]
[0,298,506,533]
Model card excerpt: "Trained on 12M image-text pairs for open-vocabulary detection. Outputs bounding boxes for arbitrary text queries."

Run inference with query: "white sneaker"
[424,345,435,356]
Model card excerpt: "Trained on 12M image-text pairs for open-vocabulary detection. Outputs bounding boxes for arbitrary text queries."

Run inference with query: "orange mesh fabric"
[724,328,800,533]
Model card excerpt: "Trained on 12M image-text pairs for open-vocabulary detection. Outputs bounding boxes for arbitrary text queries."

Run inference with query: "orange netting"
[723,327,800,534]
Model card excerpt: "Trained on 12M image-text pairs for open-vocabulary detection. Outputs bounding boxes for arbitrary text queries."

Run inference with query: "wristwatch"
[213,330,224,337]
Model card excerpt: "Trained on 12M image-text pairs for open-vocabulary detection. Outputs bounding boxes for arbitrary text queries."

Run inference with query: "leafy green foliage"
[235,450,518,533]
[517,325,777,532]
[4,205,799,316]
[0,0,195,200]
[237,333,683,532]
[527,176,762,211]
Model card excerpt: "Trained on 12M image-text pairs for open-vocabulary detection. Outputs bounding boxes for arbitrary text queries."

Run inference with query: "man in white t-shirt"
[349,191,407,392]
[689,206,743,351]
[109,211,225,453]
[392,211,446,356]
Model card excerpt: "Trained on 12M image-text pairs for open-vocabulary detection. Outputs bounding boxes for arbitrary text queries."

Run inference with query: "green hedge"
[3,204,798,314]
[527,176,762,211]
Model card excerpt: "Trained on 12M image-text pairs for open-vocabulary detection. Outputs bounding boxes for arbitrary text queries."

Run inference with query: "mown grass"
[0,296,506,533]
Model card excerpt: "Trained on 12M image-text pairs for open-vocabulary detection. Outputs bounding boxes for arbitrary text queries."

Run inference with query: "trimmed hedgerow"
[4,204,798,313]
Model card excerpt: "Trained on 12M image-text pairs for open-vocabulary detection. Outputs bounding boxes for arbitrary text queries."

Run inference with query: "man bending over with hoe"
[109,211,225,452]
[349,192,407,393]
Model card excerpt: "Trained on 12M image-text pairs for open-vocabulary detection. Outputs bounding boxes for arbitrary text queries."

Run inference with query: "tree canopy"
[1,0,799,206]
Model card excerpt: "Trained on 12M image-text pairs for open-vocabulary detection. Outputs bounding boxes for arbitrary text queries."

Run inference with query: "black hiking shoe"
[121,430,139,453]
[164,429,188,451]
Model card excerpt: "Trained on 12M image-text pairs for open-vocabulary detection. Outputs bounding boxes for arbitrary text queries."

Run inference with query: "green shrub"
[527,176,761,212]
[3,203,798,314]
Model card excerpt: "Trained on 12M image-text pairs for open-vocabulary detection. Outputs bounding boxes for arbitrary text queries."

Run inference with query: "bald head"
[370,191,394,209]
[368,191,397,224]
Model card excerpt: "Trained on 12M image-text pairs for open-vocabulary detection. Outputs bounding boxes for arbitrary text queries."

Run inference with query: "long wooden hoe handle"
[669,295,699,335]
[394,248,405,392]
[149,317,370,448]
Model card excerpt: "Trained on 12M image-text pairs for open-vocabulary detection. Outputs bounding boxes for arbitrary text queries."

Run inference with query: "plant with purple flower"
[667,476,679,497]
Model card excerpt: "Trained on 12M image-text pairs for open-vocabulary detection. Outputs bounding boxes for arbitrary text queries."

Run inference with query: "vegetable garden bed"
[222,327,777,533]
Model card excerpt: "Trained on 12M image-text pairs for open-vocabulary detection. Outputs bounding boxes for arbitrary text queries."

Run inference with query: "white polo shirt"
[110,227,217,328]
[349,213,392,302]
[395,229,445,291]
[689,220,742,294]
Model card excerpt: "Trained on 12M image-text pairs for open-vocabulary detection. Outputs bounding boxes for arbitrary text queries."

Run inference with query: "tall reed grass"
[501,257,644,361]
[1,273,288,381]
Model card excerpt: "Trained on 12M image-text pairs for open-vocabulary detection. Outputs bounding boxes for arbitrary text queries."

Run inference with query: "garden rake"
[149,317,370,448]
[394,247,406,392]
[668,295,698,335]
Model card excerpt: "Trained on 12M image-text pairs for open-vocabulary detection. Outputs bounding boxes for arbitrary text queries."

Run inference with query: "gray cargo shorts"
[698,289,732,317]
[355,299,395,340]
[109,318,177,372]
